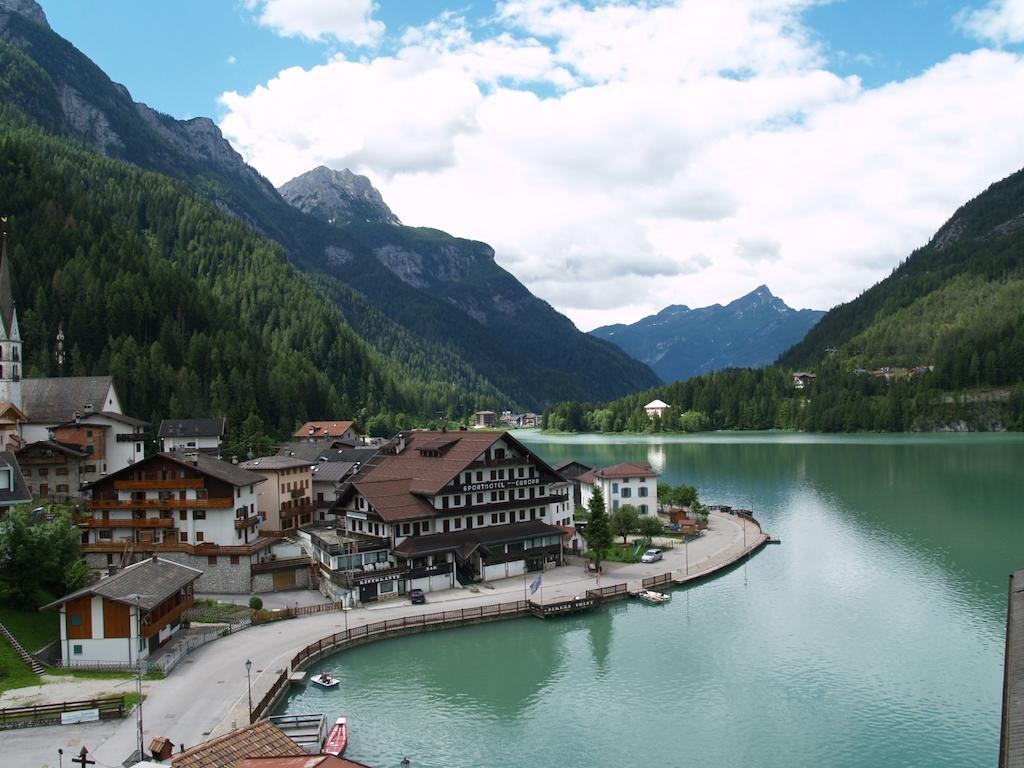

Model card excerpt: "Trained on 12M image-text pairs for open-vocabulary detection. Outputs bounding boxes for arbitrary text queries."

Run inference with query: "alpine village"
[2,1,1024,767]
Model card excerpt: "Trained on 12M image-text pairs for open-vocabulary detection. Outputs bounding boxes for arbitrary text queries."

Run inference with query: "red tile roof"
[295,421,357,439]
[580,462,658,481]
[343,431,563,523]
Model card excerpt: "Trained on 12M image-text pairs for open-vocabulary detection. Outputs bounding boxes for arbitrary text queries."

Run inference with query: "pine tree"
[586,486,612,573]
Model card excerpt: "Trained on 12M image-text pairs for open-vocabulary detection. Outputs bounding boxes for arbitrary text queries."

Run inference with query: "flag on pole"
[530,574,542,595]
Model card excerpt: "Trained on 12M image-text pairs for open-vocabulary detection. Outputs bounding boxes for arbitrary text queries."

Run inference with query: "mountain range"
[590,286,824,383]
[0,0,659,423]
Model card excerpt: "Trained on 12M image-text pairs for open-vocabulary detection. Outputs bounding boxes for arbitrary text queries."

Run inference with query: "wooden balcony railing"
[81,537,276,556]
[141,595,194,639]
[113,479,205,490]
[90,498,233,510]
[234,514,260,529]
[79,518,175,529]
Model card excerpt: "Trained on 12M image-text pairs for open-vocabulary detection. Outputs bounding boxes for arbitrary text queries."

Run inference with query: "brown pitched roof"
[21,376,115,424]
[171,721,305,768]
[294,421,357,439]
[42,556,202,611]
[83,452,266,491]
[237,757,373,768]
[350,477,435,523]
[579,463,658,482]
[240,456,313,472]
[340,431,563,522]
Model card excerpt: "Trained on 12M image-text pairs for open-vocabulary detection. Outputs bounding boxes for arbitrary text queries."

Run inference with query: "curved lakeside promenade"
[4,511,766,767]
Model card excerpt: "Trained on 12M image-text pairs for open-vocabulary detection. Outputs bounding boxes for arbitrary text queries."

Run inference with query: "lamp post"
[245,659,253,723]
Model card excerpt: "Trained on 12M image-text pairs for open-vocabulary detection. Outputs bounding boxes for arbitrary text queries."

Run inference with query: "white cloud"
[247,0,384,45]
[220,1,1024,330]
[227,54,237,65]
[958,0,1024,45]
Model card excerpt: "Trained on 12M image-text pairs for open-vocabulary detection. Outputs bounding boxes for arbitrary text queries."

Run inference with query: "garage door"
[273,569,296,590]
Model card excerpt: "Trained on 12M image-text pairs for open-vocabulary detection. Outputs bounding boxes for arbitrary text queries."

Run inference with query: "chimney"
[83,403,95,415]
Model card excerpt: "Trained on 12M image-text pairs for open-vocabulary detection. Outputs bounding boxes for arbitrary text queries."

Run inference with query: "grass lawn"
[0,638,38,695]
[603,542,646,564]
[0,603,59,653]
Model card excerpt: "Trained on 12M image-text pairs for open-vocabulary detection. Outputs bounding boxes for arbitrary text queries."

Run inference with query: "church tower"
[0,221,23,412]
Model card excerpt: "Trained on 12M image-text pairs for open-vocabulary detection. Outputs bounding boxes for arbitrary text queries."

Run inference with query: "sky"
[40,0,1024,331]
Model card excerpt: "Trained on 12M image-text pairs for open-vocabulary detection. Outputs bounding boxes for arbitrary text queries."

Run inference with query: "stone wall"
[85,552,252,593]
[251,566,310,593]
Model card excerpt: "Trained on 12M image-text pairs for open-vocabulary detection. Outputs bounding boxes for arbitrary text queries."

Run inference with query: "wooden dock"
[1000,568,1024,767]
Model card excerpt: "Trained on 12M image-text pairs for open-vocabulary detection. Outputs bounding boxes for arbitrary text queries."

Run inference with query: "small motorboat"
[324,716,348,756]
[311,672,340,688]
[636,589,671,604]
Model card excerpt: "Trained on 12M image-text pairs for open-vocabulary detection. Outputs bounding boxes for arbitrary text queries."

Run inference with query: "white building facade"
[578,462,660,515]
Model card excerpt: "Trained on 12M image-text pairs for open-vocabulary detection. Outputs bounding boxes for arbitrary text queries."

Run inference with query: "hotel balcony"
[289,488,307,499]
[90,498,233,510]
[79,517,176,529]
[234,514,261,529]
[113,479,205,490]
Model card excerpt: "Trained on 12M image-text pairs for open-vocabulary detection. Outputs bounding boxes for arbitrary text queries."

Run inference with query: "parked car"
[641,548,663,563]
[409,588,426,604]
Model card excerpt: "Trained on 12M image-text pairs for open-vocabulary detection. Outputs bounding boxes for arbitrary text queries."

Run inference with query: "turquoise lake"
[276,431,1024,767]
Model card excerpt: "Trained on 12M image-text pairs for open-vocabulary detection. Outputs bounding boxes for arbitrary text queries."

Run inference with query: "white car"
[641,548,663,563]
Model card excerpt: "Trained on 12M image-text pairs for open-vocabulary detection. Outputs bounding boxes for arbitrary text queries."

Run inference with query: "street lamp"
[245,659,253,723]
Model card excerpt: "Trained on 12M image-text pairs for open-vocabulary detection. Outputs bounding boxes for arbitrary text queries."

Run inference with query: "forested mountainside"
[0,120,500,444]
[591,286,823,383]
[779,166,1024,377]
[0,1,659,410]
[546,166,1024,433]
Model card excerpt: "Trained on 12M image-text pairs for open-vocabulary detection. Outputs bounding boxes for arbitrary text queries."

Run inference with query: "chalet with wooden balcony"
[41,555,201,667]
[81,452,271,593]
[326,430,573,604]
[16,439,89,503]
[239,455,314,534]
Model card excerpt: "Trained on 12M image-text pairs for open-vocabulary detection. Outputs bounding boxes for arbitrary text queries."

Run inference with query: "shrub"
[248,596,263,610]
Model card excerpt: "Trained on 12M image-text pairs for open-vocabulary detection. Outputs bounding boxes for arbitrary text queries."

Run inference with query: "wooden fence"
[0,696,125,727]
[642,573,675,588]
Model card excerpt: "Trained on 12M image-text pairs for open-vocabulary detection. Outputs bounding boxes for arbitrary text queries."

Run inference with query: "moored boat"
[324,716,349,756]
[636,589,671,604]
[311,672,340,688]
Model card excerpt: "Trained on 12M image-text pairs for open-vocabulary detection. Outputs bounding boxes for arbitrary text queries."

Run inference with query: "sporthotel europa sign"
[459,477,538,493]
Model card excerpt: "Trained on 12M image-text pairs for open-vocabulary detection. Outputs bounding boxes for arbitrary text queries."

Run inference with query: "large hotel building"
[321,430,573,603]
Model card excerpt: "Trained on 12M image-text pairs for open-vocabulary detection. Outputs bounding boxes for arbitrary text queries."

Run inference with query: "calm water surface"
[277,432,1024,767]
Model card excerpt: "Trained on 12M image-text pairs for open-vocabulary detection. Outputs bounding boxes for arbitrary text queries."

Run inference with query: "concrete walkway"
[6,512,765,768]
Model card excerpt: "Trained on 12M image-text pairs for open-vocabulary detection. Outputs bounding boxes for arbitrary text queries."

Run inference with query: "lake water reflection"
[276,432,1024,767]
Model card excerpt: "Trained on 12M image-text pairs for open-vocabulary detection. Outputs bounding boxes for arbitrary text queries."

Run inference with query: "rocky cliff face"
[279,166,400,225]
[0,0,47,28]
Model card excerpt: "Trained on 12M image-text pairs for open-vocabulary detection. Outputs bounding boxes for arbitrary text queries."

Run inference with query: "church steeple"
[0,222,16,342]
[0,217,23,412]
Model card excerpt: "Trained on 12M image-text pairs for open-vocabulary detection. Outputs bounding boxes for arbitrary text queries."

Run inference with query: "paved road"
[7,512,764,768]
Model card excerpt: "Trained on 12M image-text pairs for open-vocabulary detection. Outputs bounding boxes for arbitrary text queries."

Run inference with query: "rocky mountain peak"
[0,0,48,28]
[278,166,400,226]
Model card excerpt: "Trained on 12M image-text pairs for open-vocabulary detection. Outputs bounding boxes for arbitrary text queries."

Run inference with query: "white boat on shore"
[311,672,340,688]
[636,590,671,604]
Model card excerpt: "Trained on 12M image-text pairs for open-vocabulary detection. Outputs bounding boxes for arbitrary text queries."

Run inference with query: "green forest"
[0,120,500,450]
